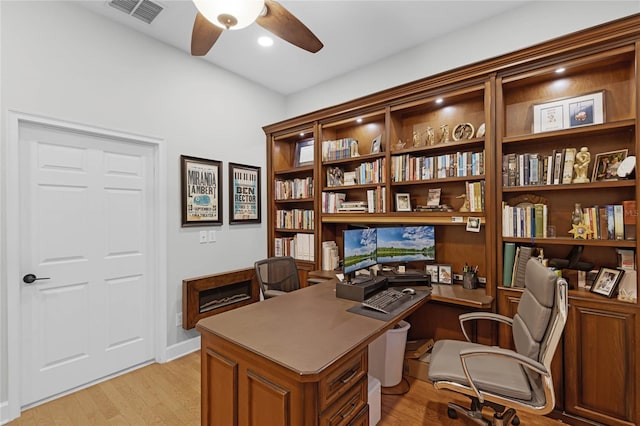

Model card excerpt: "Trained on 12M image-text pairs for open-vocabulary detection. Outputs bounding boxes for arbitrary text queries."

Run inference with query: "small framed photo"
[294,139,314,167]
[181,155,223,227]
[229,163,261,224]
[533,101,564,133]
[592,149,628,182]
[590,267,625,298]
[370,134,382,154]
[568,91,604,128]
[438,265,452,285]
[395,193,411,212]
[425,264,439,283]
[427,188,441,207]
[466,217,481,232]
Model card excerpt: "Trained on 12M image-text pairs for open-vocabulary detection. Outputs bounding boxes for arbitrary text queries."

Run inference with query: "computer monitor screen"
[343,228,377,275]
[376,226,435,264]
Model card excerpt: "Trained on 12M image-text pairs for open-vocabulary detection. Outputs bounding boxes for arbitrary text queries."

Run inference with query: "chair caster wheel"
[447,407,458,419]
[512,415,520,425]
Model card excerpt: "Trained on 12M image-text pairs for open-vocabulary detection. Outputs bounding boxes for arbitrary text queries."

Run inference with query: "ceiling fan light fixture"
[193,0,265,30]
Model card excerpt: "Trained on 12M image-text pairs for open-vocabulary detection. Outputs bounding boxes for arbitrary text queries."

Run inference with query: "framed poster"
[181,155,223,227]
[229,163,261,224]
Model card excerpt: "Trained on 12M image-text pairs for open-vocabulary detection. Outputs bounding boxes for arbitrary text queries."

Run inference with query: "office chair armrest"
[459,312,514,343]
[264,289,288,298]
[458,346,550,403]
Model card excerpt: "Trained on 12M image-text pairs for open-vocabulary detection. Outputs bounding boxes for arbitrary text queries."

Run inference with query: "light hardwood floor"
[9,351,564,425]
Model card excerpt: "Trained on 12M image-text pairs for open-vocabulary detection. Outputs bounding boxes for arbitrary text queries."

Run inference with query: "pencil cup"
[462,272,478,290]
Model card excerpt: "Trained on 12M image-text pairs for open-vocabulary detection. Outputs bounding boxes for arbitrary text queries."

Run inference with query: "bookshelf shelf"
[502,179,635,192]
[502,236,636,247]
[392,175,486,186]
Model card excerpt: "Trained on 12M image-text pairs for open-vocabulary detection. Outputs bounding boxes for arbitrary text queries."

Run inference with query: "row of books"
[501,201,636,240]
[391,150,485,183]
[502,148,577,187]
[274,177,313,200]
[465,180,485,213]
[580,202,636,240]
[321,138,359,161]
[275,209,314,230]
[326,158,386,187]
[321,189,387,213]
[274,233,315,261]
[322,241,339,271]
[501,202,548,238]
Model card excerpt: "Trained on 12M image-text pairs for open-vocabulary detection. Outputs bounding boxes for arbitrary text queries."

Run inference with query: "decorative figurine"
[572,146,591,183]
[413,131,425,147]
[456,193,469,212]
[424,126,435,145]
[439,124,450,143]
[394,139,406,151]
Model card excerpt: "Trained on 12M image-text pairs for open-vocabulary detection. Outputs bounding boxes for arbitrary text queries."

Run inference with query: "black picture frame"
[294,139,314,167]
[181,155,223,227]
[590,267,624,298]
[229,163,261,224]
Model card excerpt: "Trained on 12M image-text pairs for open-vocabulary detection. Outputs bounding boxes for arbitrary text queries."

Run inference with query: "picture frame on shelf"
[568,91,604,128]
[427,188,441,206]
[533,100,565,133]
[425,264,439,283]
[532,91,605,133]
[395,193,411,212]
[370,134,382,154]
[452,123,475,141]
[181,155,223,227]
[438,265,453,284]
[591,149,628,182]
[294,139,314,167]
[229,163,261,224]
[590,267,625,298]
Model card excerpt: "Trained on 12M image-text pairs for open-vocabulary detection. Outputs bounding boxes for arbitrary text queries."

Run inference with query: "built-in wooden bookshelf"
[264,14,640,425]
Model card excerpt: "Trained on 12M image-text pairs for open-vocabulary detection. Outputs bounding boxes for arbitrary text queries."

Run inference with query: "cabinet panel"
[564,301,637,425]
[205,348,238,426]
[246,370,291,425]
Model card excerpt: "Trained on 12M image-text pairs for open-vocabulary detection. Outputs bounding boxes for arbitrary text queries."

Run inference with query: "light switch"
[199,231,207,244]
[208,230,217,242]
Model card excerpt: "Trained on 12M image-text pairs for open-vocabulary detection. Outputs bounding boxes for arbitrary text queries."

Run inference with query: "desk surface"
[196,280,428,377]
[309,270,493,309]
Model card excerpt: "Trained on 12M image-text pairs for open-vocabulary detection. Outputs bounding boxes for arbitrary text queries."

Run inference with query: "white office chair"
[428,259,568,426]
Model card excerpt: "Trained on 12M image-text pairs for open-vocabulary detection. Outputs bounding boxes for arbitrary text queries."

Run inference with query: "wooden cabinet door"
[563,299,638,425]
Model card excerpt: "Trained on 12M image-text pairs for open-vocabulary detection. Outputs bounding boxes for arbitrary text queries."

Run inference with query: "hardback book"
[512,246,533,288]
[502,242,517,287]
[614,204,625,240]
[561,148,577,184]
[553,150,564,184]
[622,200,637,240]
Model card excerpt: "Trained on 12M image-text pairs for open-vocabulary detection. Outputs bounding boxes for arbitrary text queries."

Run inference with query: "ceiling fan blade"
[256,0,323,53]
[191,12,223,56]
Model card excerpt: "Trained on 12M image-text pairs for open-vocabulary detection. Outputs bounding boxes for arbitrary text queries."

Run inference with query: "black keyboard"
[361,288,409,314]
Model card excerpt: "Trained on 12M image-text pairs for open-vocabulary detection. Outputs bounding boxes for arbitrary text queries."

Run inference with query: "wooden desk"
[196,280,429,426]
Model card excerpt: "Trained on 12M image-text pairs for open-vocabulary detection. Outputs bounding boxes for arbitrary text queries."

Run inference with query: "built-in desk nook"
[196,279,428,426]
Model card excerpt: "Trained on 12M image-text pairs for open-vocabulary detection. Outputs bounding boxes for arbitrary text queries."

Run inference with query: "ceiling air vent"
[108,0,163,24]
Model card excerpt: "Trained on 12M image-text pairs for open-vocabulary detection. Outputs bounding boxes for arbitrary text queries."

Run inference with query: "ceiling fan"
[191,0,323,56]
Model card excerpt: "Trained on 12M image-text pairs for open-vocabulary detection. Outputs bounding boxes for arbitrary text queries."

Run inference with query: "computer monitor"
[343,228,377,278]
[376,226,435,267]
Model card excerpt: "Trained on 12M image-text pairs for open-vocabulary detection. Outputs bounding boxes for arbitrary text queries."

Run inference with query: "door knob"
[23,274,50,284]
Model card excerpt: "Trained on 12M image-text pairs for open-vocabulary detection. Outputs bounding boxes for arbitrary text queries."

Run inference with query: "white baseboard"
[163,336,201,363]
[1,400,13,425]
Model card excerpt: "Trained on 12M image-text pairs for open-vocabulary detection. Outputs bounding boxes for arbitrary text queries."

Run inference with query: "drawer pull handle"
[339,397,358,419]
[339,369,358,384]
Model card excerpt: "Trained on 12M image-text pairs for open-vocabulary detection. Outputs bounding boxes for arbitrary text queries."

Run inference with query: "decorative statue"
[572,146,591,183]
[439,124,450,143]
[413,131,425,147]
[424,126,435,145]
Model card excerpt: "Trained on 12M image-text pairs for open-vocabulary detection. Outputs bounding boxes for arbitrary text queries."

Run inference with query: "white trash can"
[368,320,411,387]
[368,374,381,426]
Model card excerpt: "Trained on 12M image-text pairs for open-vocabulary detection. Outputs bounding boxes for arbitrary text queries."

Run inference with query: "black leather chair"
[254,256,301,299]
[428,259,568,426]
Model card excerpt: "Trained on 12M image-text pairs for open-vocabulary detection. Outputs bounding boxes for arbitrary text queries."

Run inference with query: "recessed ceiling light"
[258,36,273,47]
[299,132,305,136]
[356,118,363,123]
[435,98,443,104]
[555,67,566,74]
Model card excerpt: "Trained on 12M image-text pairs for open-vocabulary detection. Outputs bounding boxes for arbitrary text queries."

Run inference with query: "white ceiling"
[77,0,534,95]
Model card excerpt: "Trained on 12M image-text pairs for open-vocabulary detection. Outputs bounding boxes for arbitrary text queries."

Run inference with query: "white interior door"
[19,121,155,407]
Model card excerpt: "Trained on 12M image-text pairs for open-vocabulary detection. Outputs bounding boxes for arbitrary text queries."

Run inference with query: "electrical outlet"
[478,276,487,284]
[176,312,182,327]
[199,231,207,244]
[208,230,216,242]
[453,273,463,281]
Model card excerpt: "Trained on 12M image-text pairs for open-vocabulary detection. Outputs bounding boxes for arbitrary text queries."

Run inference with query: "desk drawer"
[319,349,367,411]
[320,377,367,426]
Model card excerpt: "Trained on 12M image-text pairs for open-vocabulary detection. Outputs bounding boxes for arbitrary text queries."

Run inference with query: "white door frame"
[5,111,168,421]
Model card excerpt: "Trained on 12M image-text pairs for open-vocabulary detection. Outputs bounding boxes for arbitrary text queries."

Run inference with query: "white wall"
[285,1,640,117]
[0,0,284,409]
